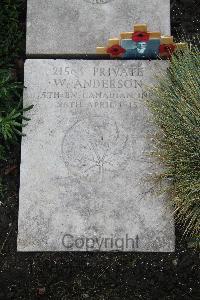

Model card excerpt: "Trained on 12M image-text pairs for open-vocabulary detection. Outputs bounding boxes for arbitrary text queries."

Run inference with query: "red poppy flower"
[107,44,126,57]
[132,31,150,42]
[159,44,176,58]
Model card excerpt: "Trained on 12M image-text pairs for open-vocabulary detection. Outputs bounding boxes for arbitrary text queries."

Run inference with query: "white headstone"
[18,59,175,251]
[26,0,170,55]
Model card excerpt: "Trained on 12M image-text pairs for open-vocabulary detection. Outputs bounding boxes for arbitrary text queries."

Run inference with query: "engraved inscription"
[39,63,146,109]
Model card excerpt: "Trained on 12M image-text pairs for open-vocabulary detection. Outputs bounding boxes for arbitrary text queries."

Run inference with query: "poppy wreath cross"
[96,23,187,59]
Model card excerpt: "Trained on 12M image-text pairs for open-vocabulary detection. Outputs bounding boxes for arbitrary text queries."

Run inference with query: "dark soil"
[0,1,199,299]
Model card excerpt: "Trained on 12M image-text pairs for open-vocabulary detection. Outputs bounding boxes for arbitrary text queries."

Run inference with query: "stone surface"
[18,59,175,252]
[26,0,170,55]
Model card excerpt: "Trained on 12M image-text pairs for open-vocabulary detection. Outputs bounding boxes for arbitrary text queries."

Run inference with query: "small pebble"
[37,287,46,296]
[172,258,178,266]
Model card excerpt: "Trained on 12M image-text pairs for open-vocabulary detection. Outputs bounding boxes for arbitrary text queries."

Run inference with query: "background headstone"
[26,0,171,55]
[18,59,175,251]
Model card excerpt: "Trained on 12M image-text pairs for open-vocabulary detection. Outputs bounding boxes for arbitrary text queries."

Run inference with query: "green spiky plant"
[147,42,200,241]
[0,69,32,140]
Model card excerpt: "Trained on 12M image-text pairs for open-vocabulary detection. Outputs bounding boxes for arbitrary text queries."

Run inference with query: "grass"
[147,43,200,239]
